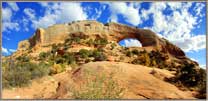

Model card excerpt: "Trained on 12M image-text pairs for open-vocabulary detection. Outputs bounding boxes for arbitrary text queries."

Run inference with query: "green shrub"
[126,50,133,57]
[86,39,94,46]
[111,43,117,50]
[94,38,108,46]
[49,64,65,75]
[126,49,139,57]
[2,61,50,88]
[51,44,58,54]
[63,52,76,64]
[73,37,81,43]
[55,56,65,64]
[79,49,92,58]
[92,50,107,61]
[176,63,199,87]
[195,68,206,99]
[65,38,72,44]
[196,83,206,99]
[165,63,206,99]
[132,49,139,55]
[39,52,49,60]
[16,55,30,62]
[30,62,50,79]
[70,73,124,99]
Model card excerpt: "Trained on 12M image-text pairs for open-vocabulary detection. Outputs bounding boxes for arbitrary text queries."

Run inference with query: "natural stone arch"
[20,20,185,57]
[110,30,159,47]
[118,38,142,47]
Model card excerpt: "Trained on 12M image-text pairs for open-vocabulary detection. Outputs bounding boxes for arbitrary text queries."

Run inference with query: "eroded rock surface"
[18,20,185,57]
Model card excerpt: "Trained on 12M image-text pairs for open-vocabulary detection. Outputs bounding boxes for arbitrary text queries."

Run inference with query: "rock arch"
[19,20,185,57]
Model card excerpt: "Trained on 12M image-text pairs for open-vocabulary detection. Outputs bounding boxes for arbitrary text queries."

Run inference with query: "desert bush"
[86,39,94,46]
[70,72,124,99]
[126,49,140,57]
[73,37,81,43]
[139,52,151,66]
[111,43,117,50]
[168,62,206,98]
[51,44,59,54]
[30,62,50,79]
[195,68,206,99]
[79,49,92,58]
[176,63,199,87]
[196,82,206,99]
[94,38,108,46]
[16,55,30,62]
[92,50,107,61]
[39,52,50,60]
[126,50,133,57]
[2,61,50,88]
[65,38,72,44]
[55,56,65,64]
[2,62,31,88]
[63,52,76,64]
[132,49,139,55]
[49,64,65,75]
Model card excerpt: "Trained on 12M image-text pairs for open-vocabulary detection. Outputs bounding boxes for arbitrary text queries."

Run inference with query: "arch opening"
[118,38,142,47]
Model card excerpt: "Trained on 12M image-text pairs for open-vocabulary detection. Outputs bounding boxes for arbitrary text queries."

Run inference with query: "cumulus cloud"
[107,2,141,25]
[2,47,9,55]
[199,64,206,69]
[7,2,19,11]
[2,3,20,32]
[123,39,142,47]
[190,58,198,62]
[30,2,87,28]
[2,8,12,21]
[194,3,205,17]
[9,49,17,53]
[84,5,106,20]
[173,35,206,52]
[142,2,206,52]
[2,22,20,32]
[2,47,16,55]
[24,8,36,19]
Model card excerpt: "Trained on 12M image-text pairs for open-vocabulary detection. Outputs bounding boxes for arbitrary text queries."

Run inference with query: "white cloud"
[2,47,9,55]
[107,2,141,25]
[142,2,206,52]
[58,3,87,23]
[84,5,105,20]
[199,64,206,69]
[190,58,198,62]
[7,2,19,11]
[9,49,16,52]
[124,39,142,47]
[24,8,36,19]
[2,4,20,32]
[3,22,20,32]
[31,2,87,28]
[194,3,205,17]
[2,47,17,55]
[2,8,12,21]
[39,2,49,7]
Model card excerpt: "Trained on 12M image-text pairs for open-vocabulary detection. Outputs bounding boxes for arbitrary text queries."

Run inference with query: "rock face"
[18,20,185,57]
[2,62,195,99]
[18,40,30,51]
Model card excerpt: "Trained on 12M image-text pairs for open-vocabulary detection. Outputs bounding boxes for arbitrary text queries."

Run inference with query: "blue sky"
[1,2,206,68]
